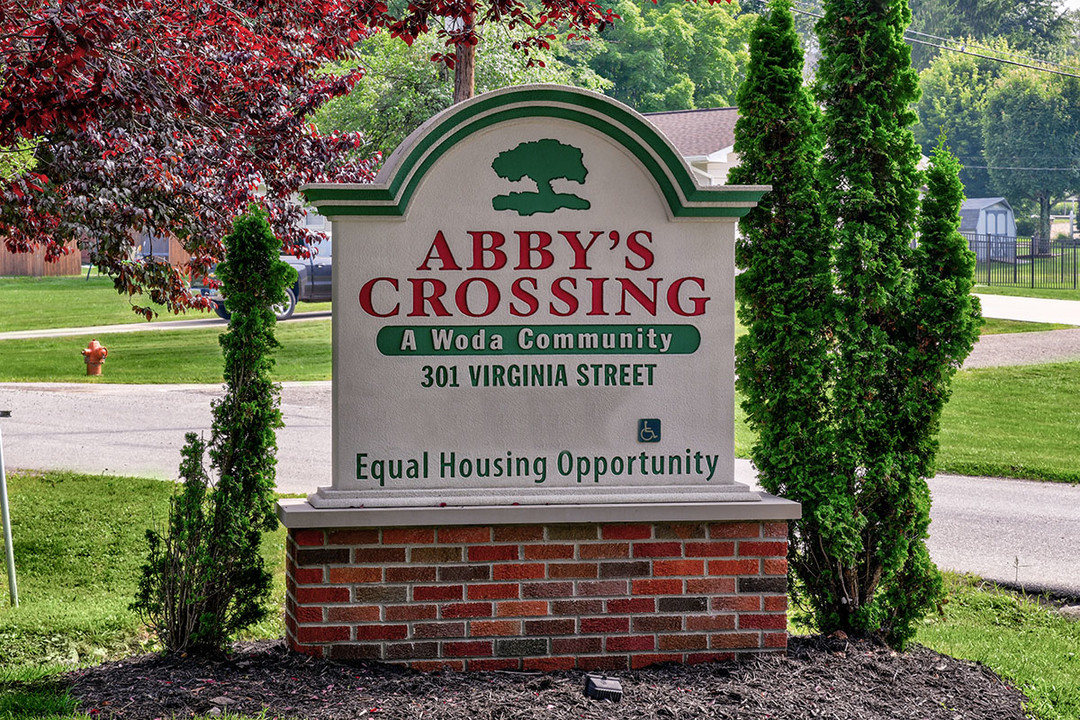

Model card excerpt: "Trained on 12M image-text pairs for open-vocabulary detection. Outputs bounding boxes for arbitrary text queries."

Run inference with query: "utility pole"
[452,9,476,103]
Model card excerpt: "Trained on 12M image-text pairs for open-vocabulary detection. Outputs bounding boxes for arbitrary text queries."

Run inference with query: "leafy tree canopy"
[0,0,625,315]
[562,0,755,111]
[315,29,609,159]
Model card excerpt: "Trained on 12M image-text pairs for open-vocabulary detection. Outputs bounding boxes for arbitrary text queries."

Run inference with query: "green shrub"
[132,209,297,654]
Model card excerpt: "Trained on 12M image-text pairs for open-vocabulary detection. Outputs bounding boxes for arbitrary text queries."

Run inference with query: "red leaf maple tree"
[0,0,620,316]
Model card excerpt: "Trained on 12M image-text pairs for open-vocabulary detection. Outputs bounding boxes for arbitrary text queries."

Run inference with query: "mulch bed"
[68,636,1028,719]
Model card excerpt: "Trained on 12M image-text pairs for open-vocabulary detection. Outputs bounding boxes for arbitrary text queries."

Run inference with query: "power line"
[904,28,1079,73]
[785,3,1080,80]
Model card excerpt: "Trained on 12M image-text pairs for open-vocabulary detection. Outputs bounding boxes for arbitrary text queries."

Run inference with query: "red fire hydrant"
[82,339,108,376]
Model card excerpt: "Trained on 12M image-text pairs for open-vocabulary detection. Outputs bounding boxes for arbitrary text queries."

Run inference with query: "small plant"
[132,209,297,654]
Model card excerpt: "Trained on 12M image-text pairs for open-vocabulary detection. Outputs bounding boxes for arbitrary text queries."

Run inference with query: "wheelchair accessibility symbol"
[637,419,661,443]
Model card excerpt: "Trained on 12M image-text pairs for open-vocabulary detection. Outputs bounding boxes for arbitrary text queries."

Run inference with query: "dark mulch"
[68,636,1028,719]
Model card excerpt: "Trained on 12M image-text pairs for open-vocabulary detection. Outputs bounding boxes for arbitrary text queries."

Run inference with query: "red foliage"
[0,0,621,315]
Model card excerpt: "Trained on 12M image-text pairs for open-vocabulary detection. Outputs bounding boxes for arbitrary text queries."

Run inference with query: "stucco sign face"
[303,86,767,508]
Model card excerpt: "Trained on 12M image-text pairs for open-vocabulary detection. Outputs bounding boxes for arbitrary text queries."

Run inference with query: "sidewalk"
[0,310,331,340]
[974,293,1080,325]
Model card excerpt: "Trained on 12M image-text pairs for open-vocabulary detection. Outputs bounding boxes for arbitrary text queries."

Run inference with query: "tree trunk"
[1037,193,1052,256]
[453,12,476,104]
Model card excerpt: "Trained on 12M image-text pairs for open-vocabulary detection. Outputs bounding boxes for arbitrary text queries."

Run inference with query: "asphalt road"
[2,380,1077,599]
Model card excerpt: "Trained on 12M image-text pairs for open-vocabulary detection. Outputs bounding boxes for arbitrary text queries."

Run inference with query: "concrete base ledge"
[277,493,800,529]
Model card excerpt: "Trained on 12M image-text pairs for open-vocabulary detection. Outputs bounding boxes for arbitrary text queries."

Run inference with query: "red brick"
[471,620,521,636]
[579,656,629,672]
[687,652,735,664]
[602,524,652,540]
[712,596,761,612]
[412,660,464,672]
[686,578,737,594]
[709,522,759,539]
[294,529,325,547]
[496,601,548,617]
[296,586,349,604]
[444,640,492,657]
[525,619,575,635]
[294,568,324,585]
[764,522,788,538]
[547,525,598,541]
[710,632,761,649]
[708,559,759,576]
[632,542,682,558]
[355,547,407,563]
[438,526,491,544]
[740,541,787,557]
[327,606,381,622]
[411,547,463,563]
[383,528,435,544]
[291,642,324,658]
[607,635,655,652]
[608,597,655,613]
[469,658,520,671]
[764,632,788,648]
[328,529,379,545]
[659,634,707,651]
[653,559,705,576]
[632,578,682,595]
[764,595,788,612]
[764,558,789,575]
[686,615,736,631]
[578,580,627,596]
[413,622,465,639]
[521,582,573,599]
[579,543,630,559]
[685,541,736,557]
[468,583,519,600]
[355,624,408,641]
[442,602,493,618]
[548,563,598,579]
[580,617,629,634]
[633,615,681,633]
[551,637,602,654]
[387,566,437,583]
[493,563,546,580]
[328,567,382,584]
[413,585,463,602]
[632,653,682,669]
[294,605,324,623]
[296,626,350,643]
[523,544,574,560]
[385,604,438,621]
[524,657,576,671]
[740,614,788,630]
[493,525,544,542]
[469,545,520,562]
[551,599,603,615]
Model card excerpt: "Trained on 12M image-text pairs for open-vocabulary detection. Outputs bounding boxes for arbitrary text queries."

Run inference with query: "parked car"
[197,238,332,321]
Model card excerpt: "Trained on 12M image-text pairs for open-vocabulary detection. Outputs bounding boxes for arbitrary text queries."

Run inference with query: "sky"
[1062,0,1080,11]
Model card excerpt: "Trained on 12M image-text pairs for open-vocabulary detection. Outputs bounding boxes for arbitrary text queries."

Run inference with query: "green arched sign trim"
[302,86,767,219]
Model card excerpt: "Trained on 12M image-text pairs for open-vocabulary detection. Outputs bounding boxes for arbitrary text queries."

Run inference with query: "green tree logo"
[491,139,591,216]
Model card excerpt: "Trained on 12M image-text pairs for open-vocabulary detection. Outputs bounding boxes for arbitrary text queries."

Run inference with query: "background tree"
[567,0,755,111]
[913,39,1008,198]
[315,29,609,159]
[983,70,1080,249]
[134,209,296,653]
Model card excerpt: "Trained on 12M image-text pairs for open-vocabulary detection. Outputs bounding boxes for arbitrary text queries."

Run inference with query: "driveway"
[2,380,1078,599]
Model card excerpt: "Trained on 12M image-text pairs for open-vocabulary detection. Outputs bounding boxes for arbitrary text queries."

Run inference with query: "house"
[960,197,1016,262]
[644,108,739,186]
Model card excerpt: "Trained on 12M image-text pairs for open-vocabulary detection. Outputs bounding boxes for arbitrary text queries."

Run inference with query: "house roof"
[644,107,738,158]
[961,197,1010,211]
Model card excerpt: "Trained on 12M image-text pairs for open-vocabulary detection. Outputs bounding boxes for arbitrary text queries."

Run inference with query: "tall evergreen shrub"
[134,209,297,654]
[734,0,981,647]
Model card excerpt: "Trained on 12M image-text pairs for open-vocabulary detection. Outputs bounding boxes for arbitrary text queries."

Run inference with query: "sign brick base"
[282,512,791,671]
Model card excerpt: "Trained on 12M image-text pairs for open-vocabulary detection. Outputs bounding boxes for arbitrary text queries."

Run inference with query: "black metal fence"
[963,233,1079,290]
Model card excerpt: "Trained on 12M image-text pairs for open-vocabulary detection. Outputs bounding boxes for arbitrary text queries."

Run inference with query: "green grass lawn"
[0,320,333,384]
[0,275,331,333]
[974,284,1080,302]
[0,472,1075,719]
[980,317,1075,334]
